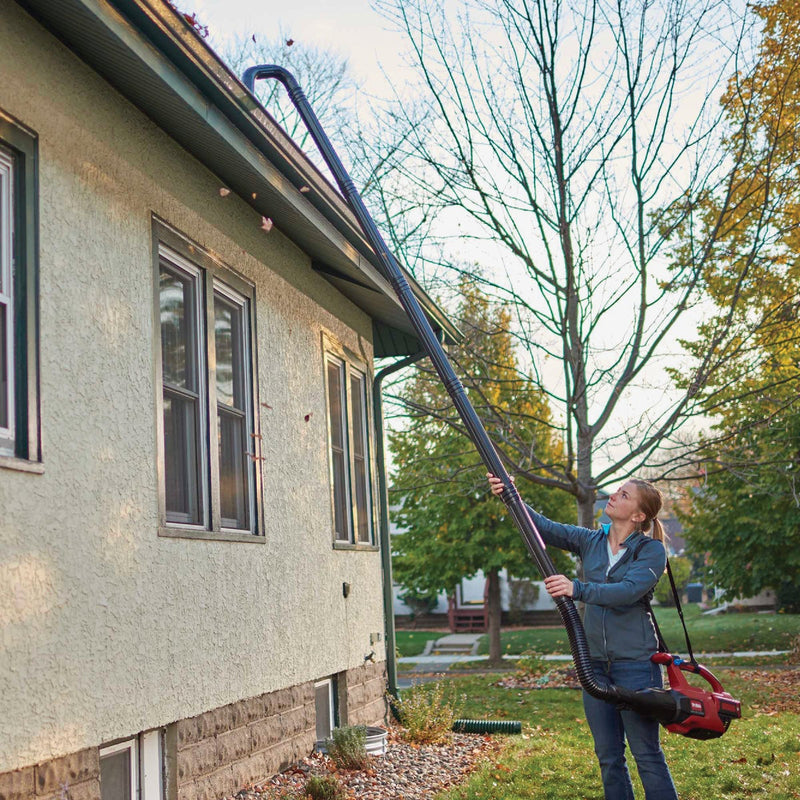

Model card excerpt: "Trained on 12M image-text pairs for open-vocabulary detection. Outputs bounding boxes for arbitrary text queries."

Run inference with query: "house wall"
[0,661,388,800]
[0,0,387,779]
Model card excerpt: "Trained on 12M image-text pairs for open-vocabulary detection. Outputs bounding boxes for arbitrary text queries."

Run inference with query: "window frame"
[99,738,139,800]
[0,110,41,473]
[100,731,163,800]
[322,335,378,550]
[153,220,263,543]
[314,677,338,742]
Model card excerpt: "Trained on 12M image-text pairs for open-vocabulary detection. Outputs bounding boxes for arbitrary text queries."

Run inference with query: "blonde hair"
[629,478,667,543]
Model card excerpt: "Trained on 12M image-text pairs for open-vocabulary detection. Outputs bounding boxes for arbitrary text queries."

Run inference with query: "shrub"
[324,725,369,770]
[397,680,463,744]
[399,588,440,622]
[777,580,800,613]
[304,775,346,800]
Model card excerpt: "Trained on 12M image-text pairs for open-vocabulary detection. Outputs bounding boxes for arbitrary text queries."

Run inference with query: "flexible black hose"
[242,64,681,721]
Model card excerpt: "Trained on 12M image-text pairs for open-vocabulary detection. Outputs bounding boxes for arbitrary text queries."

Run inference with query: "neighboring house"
[0,2,457,800]
[389,514,558,630]
[391,569,559,628]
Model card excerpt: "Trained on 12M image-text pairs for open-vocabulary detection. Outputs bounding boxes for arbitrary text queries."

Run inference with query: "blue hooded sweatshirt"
[526,507,666,662]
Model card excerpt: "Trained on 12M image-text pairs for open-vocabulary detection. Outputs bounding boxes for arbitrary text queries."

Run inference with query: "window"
[0,111,40,468]
[155,223,262,539]
[100,739,138,800]
[0,146,13,453]
[314,678,337,742]
[324,345,375,546]
[100,731,162,800]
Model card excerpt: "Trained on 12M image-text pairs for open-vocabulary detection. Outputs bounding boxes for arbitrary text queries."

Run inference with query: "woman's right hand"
[487,473,513,497]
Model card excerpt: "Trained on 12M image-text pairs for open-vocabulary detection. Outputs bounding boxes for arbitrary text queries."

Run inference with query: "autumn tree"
[389,280,574,664]
[370,0,788,525]
[673,0,800,602]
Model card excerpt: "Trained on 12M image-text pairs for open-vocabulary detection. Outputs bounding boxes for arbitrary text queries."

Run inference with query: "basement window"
[315,678,337,742]
[100,739,138,800]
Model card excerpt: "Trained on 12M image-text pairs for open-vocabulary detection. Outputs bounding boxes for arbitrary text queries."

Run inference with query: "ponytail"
[650,517,666,544]
[629,478,669,545]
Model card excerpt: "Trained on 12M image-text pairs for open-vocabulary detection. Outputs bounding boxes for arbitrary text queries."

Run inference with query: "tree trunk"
[576,490,596,529]
[486,568,503,667]
[576,431,596,529]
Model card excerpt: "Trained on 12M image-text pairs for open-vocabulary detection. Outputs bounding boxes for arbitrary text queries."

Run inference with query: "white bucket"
[315,726,388,757]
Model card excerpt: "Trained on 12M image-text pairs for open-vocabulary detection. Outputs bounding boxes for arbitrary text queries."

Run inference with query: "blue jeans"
[582,660,679,800]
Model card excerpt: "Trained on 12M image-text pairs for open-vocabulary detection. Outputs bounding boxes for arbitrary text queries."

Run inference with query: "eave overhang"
[14,0,461,357]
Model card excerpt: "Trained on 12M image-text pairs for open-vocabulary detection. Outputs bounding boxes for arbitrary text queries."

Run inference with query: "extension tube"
[242,64,701,729]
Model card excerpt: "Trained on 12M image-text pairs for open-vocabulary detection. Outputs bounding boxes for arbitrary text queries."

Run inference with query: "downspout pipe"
[373,351,428,699]
[244,64,690,725]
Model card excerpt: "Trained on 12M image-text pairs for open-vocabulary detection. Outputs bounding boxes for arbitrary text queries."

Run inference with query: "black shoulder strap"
[633,538,697,664]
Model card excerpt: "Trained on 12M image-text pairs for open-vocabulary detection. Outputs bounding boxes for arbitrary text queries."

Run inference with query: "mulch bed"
[231,724,502,800]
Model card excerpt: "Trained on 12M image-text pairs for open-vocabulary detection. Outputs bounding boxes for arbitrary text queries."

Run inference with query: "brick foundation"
[173,663,388,800]
[0,748,100,800]
[340,660,389,728]
[0,662,388,800]
[172,682,316,800]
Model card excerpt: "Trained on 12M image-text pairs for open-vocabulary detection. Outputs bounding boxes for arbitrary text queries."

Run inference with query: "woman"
[487,473,678,800]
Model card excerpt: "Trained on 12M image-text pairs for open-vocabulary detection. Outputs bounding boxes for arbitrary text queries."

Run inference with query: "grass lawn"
[412,668,800,800]
[473,608,800,657]
[396,629,445,657]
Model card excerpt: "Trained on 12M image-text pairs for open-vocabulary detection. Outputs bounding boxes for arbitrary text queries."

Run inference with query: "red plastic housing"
[651,652,742,739]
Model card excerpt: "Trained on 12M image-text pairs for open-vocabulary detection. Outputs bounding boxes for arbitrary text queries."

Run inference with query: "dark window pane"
[350,372,371,543]
[331,450,348,540]
[160,267,197,389]
[0,303,7,430]
[327,360,350,540]
[0,162,7,296]
[219,408,249,529]
[214,295,244,409]
[163,390,202,524]
[100,749,132,800]
[315,682,333,741]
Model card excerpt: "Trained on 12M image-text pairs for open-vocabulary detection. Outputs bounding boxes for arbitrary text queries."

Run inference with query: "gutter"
[13,0,460,352]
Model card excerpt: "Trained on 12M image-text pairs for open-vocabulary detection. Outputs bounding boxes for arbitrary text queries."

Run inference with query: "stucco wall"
[0,3,387,772]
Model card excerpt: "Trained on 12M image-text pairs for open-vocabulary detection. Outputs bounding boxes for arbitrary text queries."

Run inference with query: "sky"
[192,0,404,95]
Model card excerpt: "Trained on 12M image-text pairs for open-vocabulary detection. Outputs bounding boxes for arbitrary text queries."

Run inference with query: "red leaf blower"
[648,653,742,739]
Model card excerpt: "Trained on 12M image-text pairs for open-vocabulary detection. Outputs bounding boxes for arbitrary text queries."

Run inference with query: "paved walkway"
[400,648,790,666]
[421,633,483,656]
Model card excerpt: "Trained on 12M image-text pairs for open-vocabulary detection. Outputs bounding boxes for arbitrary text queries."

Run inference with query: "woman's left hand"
[544,574,574,598]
